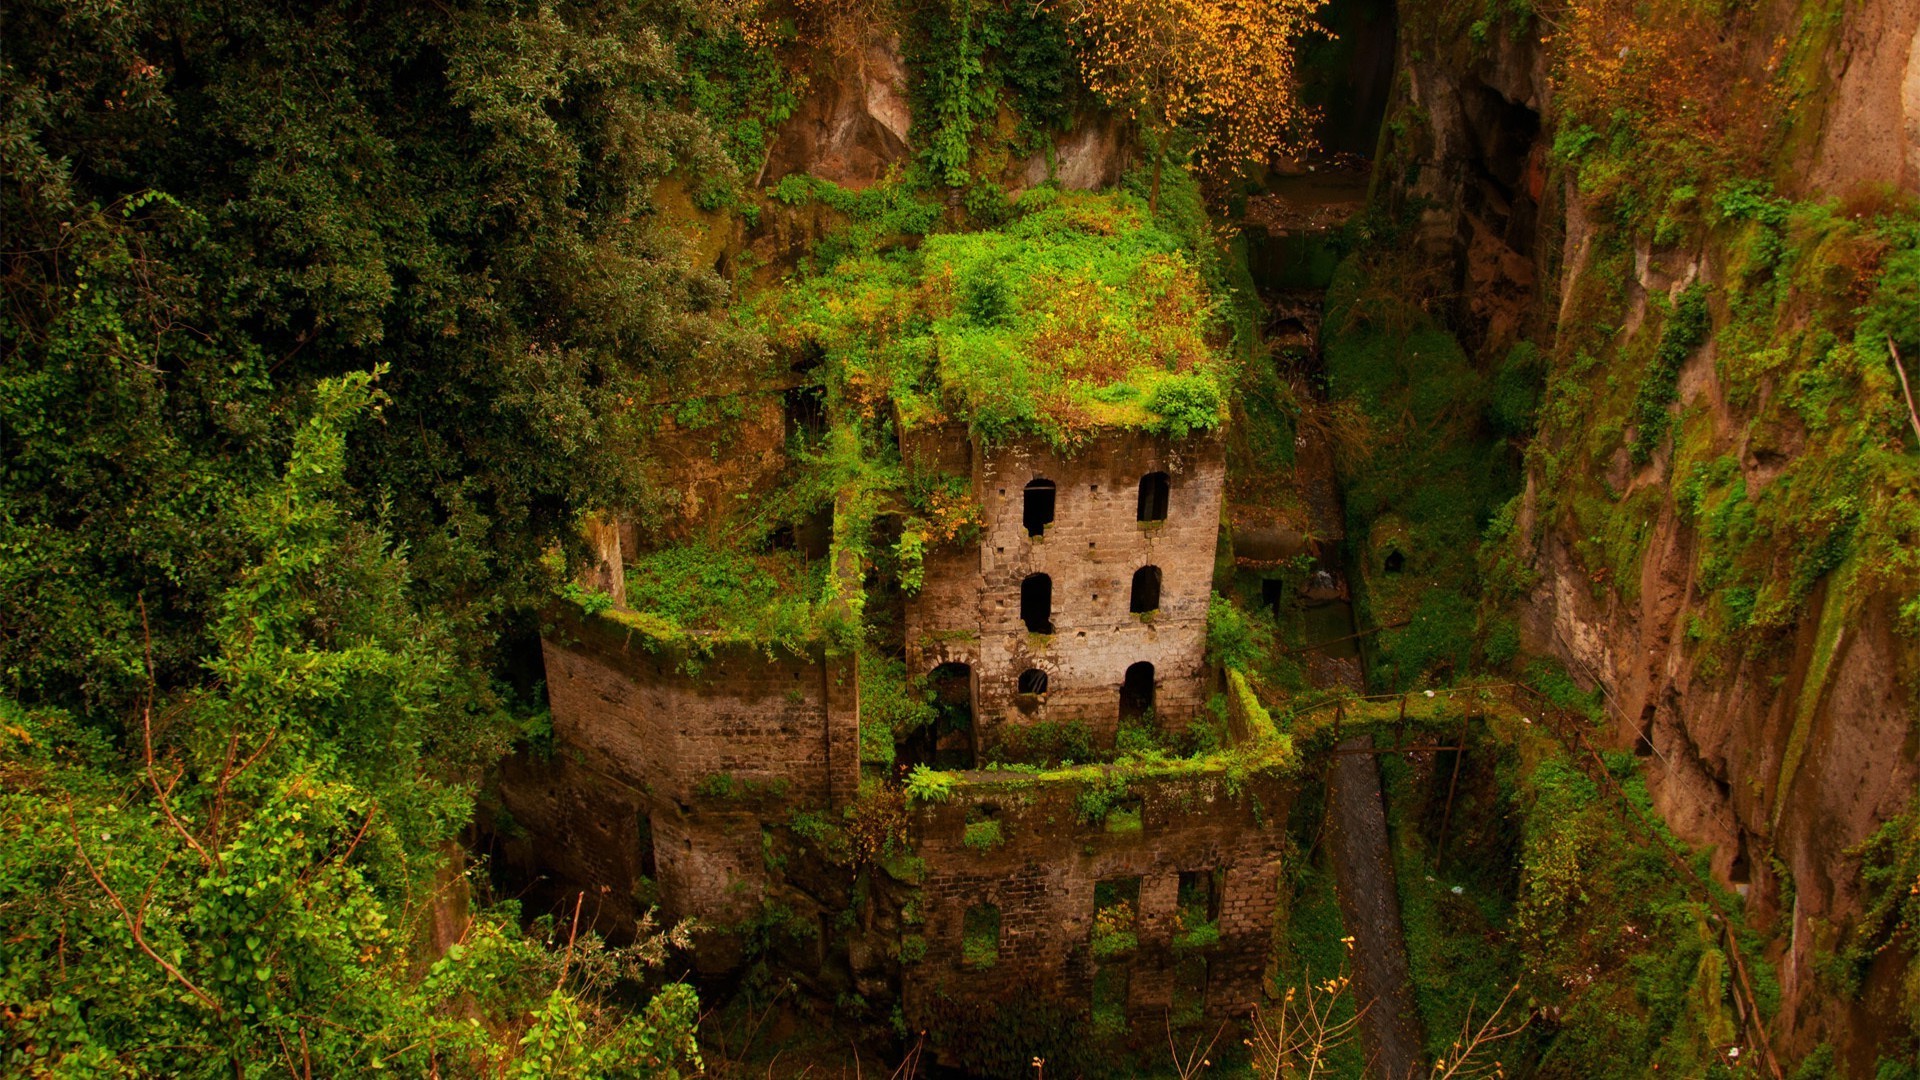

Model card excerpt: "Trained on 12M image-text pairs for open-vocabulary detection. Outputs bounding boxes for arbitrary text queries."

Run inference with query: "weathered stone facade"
[903,769,1290,1033]
[496,612,857,948]
[904,426,1228,758]
[514,424,1270,1027]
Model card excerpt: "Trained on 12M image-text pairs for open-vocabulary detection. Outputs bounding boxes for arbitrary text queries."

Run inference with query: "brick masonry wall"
[905,427,1228,755]
[902,769,1292,1036]
[525,612,859,938]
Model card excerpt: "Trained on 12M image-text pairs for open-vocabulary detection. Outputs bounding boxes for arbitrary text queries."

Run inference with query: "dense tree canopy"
[1055,0,1329,184]
[2,0,749,1071]
[2,0,760,710]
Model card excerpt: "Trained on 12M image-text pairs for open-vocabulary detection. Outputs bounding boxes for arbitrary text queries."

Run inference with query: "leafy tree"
[1,0,746,1070]
[1,0,764,713]
[1053,0,1329,199]
[1,375,701,1076]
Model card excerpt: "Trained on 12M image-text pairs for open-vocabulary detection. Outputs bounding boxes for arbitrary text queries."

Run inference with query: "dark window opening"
[1020,574,1053,634]
[1023,478,1056,537]
[1136,472,1170,522]
[1177,869,1223,927]
[1129,565,1162,613]
[1383,549,1406,574]
[782,384,826,444]
[1120,662,1155,720]
[1017,668,1049,695]
[634,813,660,910]
[962,904,1001,967]
[1092,877,1141,961]
[636,814,658,880]
[769,509,833,561]
[1261,578,1284,615]
[897,663,975,771]
[1091,964,1130,1034]
[1172,956,1208,1026]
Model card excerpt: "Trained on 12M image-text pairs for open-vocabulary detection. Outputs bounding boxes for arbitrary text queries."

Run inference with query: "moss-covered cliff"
[1352,0,1920,1067]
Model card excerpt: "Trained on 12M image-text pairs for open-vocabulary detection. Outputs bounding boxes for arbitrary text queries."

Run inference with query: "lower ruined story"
[496,418,1297,1044]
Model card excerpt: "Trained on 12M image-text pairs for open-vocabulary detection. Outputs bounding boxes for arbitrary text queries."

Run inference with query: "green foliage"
[763,189,1230,451]
[904,764,959,803]
[0,0,763,716]
[962,904,1002,965]
[1489,340,1547,437]
[1075,773,1133,824]
[1143,371,1228,438]
[1322,254,1520,689]
[962,818,1006,850]
[624,543,831,648]
[770,174,946,269]
[681,26,803,177]
[0,378,699,1076]
[1090,880,1139,959]
[987,718,1097,766]
[858,651,938,766]
[1207,592,1270,670]
[1628,283,1712,464]
[903,0,1078,187]
[1827,801,1920,1014]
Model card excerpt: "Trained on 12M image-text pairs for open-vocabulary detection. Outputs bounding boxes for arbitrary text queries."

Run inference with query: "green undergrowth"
[1511,0,1920,646]
[902,0,1078,189]
[760,187,1233,450]
[680,24,804,185]
[623,544,828,640]
[1273,851,1368,1078]
[1822,797,1920,1040]
[1319,253,1528,690]
[1351,704,1785,1078]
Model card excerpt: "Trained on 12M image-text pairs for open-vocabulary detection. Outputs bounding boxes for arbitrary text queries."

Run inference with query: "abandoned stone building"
[507,414,1289,1042]
[489,191,1295,1049]
[901,422,1227,764]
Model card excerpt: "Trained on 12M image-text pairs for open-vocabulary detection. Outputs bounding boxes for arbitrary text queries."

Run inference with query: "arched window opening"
[1023,478,1056,537]
[1129,565,1162,614]
[1020,574,1053,634]
[1383,549,1406,574]
[782,384,826,444]
[1120,661,1155,720]
[1017,668,1049,695]
[1136,472,1170,523]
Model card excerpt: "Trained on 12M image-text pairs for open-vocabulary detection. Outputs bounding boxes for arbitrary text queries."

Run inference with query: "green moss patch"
[761,189,1232,450]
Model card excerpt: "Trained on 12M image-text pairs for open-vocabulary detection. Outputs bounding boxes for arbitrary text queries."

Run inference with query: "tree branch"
[1889,337,1920,447]
[67,800,221,1012]
[139,595,214,870]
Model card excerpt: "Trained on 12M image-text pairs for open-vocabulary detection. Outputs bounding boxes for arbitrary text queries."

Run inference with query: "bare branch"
[1889,337,1920,447]
[138,595,214,870]
[67,800,221,1013]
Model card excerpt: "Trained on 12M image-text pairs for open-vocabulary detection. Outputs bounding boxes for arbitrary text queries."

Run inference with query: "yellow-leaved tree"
[1054,0,1330,201]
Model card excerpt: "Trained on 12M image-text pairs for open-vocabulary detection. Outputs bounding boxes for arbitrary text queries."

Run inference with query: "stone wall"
[902,769,1291,1039]
[905,427,1228,757]
[508,612,858,938]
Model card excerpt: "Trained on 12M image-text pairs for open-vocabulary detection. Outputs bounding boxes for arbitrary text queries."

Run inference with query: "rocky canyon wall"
[1380,0,1920,1064]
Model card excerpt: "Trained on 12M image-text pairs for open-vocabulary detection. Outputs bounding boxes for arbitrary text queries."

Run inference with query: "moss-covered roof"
[763,189,1232,449]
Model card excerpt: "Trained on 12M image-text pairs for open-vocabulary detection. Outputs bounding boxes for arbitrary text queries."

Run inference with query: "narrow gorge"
[2,0,1914,1075]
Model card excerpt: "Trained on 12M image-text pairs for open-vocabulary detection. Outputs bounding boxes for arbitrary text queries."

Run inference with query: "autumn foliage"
[1053,0,1330,181]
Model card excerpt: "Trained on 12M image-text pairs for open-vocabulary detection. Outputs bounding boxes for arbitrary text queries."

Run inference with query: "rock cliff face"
[1381,0,1920,1063]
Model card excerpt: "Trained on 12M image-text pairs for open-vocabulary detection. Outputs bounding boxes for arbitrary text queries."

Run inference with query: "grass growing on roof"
[619,543,831,648]
[762,188,1232,450]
